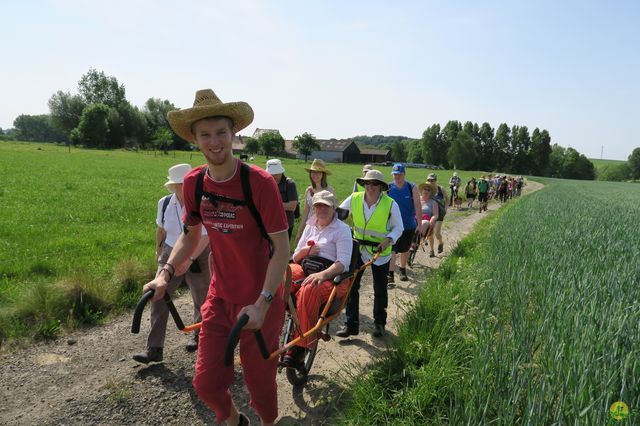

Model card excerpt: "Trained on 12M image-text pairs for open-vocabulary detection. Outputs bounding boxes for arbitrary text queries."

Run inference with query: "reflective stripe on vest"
[352,192,393,256]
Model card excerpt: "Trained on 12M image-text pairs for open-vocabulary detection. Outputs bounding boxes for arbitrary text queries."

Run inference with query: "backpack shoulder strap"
[240,162,274,258]
[193,167,207,220]
[160,195,171,225]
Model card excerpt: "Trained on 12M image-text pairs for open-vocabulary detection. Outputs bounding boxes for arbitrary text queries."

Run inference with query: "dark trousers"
[344,256,390,329]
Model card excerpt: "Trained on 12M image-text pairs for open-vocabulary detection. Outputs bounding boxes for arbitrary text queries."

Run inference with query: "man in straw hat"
[143,89,290,425]
[336,169,404,338]
[133,164,211,364]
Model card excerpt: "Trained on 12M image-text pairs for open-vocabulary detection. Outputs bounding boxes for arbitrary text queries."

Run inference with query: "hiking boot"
[185,333,199,352]
[132,347,163,364]
[399,267,408,281]
[388,271,395,283]
[372,324,385,338]
[429,251,436,258]
[336,325,359,338]
[437,243,444,253]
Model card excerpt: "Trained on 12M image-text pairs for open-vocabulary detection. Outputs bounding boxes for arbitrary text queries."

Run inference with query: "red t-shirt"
[183,160,288,305]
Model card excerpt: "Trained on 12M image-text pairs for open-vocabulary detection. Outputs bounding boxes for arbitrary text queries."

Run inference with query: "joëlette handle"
[131,289,154,334]
[223,313,269,366]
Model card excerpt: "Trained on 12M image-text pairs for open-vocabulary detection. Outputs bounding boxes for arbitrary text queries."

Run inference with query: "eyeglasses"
[364,181,381,186]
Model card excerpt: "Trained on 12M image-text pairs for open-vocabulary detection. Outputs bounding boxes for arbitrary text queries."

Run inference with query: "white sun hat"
[266,159,285,175]
[164,163,192,191]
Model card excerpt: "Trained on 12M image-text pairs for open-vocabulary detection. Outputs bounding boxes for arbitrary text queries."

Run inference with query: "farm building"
[358,147,391,163]
[289,139,360,163]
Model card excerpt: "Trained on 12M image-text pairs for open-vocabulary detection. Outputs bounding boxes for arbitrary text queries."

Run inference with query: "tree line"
[4,68,638,180]
[5,68,187,152]
[385,120,595,180]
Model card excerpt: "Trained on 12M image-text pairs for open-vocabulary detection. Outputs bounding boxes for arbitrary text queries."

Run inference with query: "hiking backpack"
[189,162,273,257]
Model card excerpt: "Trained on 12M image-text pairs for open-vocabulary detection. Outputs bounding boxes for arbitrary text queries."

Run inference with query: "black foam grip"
[131,290,154,334]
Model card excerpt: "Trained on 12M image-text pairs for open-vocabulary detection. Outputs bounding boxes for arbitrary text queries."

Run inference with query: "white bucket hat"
[164,163,192,191]
[266,159,285,175]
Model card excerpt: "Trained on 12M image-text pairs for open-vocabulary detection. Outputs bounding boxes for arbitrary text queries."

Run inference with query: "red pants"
[192,289,284,423]
[290,264,349,349]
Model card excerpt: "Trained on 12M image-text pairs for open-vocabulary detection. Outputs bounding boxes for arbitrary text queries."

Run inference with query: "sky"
[1,0,639,160]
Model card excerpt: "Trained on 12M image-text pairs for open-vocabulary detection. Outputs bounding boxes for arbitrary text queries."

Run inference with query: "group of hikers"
[132,88,509,425]
[458,173,525,210]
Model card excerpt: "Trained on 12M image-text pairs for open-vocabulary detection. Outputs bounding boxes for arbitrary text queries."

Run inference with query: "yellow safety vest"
[352,192,393,256]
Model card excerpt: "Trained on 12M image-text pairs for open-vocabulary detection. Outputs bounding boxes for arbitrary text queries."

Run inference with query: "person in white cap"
[133,164,211,364]
[266,159,298,239]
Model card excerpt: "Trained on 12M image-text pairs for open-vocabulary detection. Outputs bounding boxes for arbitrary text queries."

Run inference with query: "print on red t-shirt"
[182,160,288,305]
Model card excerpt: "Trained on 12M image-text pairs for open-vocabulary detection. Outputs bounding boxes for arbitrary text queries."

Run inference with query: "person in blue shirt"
[386,164,421,283]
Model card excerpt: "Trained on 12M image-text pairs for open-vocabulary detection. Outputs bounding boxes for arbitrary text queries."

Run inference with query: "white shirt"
[339,193,404,266]
[294,214,353,269]
[156,194,207,248]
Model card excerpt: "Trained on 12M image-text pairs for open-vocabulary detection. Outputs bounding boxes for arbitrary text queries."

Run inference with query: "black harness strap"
[239,163,274,257]
[188,162,273,258]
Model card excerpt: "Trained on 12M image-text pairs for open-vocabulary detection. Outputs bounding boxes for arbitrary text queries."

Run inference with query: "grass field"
[341,177,639,424]
[0,141,491,344]
[590,158,626,169]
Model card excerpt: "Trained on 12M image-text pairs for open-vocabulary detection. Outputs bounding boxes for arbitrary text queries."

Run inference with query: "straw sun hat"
[356,170,389,191]
[167,89,254,142]
[418,181,437,195]
[304,159,332,175]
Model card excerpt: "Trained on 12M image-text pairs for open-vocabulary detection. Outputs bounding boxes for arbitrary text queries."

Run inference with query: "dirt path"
[0,182,543,425]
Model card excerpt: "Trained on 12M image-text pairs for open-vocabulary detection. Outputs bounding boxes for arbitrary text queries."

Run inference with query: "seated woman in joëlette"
[285,190,353,367]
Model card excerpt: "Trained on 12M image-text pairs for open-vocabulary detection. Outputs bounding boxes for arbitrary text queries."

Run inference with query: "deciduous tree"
[628,147,640,179]
[72,103,110,148]
[406,139,423,163]
[448,131,477,170]
[494,123,511,171]
[421,124,442,166]
[78,68,126,108]
[258,132,284,157]
[390,140,407,162]
[478,122,496,170]
[13,114,67,142]
[293,132,320,162]
[48,91,86,134]
[244,137,259,154]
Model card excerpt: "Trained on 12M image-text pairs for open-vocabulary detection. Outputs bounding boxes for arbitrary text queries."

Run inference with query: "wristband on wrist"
[160,267,173,281]
[161,262,175,280]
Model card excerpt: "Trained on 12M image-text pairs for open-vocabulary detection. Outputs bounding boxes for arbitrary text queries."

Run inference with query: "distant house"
[252,128,281,139]
[283,139,298,158]
[358,147,391,163]
[231,135,245,153]
[300,139,360,163]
